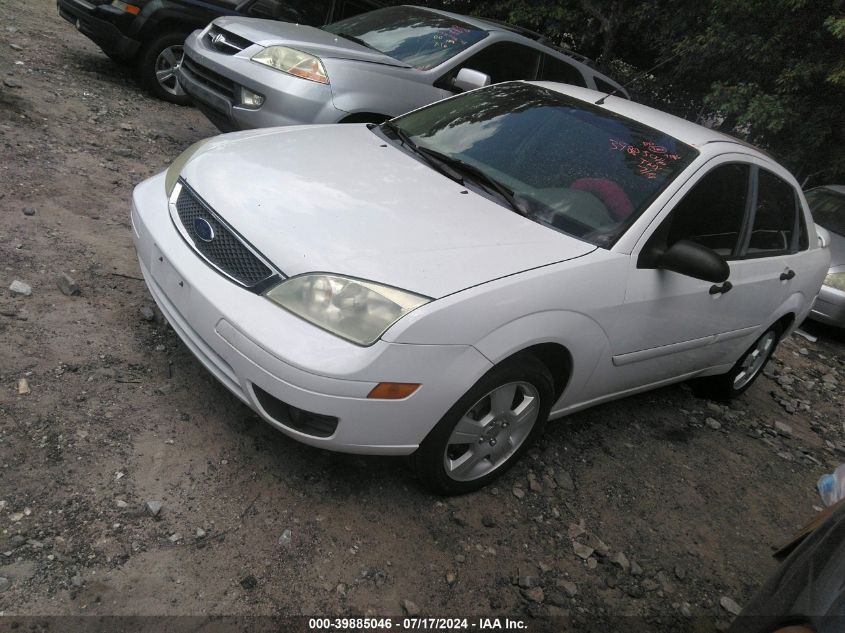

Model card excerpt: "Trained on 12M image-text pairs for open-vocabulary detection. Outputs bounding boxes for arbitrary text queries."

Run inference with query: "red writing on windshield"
[609,139,682,179]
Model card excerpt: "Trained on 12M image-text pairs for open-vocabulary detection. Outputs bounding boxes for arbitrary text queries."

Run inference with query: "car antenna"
[594,46,687,105]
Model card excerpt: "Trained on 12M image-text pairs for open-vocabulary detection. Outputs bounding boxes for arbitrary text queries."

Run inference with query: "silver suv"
[178,5,629,131]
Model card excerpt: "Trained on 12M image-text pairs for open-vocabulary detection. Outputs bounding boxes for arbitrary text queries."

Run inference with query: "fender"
[473,310,612,411]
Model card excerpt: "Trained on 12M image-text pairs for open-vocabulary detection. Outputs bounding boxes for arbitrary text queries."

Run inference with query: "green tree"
[452,0,845,185]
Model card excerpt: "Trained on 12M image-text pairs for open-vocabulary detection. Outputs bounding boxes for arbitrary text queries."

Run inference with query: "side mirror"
[453,68,491,92]
[816,223,830,249]
[657,240,730,283]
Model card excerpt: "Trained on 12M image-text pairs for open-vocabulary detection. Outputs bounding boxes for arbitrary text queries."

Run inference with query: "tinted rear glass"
[805,188,845,236]
[324,7,488,69]
[392,82,697,247]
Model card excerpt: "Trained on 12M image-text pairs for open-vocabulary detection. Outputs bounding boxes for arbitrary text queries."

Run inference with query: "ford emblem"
[193,217,215,242]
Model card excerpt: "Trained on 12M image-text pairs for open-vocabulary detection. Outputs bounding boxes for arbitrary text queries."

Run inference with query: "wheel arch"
[472,310,612,408]
[496,343,572,403]
[136,17,197,41]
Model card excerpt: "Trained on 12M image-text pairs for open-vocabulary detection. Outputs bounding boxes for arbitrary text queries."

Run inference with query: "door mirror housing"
[453,68,491,92]
[656,240,730,283]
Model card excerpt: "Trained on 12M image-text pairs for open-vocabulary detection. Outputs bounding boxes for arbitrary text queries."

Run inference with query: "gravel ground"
[1,1,845,629]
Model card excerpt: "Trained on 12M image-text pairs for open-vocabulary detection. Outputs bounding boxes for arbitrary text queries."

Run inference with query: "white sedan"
[131,81,830,494]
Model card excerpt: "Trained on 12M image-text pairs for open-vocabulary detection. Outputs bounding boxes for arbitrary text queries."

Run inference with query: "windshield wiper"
[414,146,530,216]
[379,122,528,216]
[333,32,378,51]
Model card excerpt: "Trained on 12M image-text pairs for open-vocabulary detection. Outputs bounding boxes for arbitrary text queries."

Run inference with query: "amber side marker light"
[113,1,141,14]
[367,383,421,400]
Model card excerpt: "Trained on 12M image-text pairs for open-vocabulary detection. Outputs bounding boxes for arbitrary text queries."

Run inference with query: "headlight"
[824,271,845,291]
[265,274,429,345]
[251,46,329,84]
[164,139,211,196]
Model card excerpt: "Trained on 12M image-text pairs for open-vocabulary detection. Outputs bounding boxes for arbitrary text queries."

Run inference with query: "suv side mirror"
[656,240,730,283]
[453,68,491,92]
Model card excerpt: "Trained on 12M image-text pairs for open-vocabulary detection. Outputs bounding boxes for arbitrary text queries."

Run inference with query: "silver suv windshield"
[388,82,698,247]
[323,7,488,70]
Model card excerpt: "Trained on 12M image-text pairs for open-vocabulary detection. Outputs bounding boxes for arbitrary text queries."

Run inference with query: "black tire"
[413,354,554,495]
[691,323,783,401]
[135,31,191,105]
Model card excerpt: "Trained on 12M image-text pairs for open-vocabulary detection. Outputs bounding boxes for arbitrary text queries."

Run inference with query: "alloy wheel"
[155,45,185,97]
[733,330,777,390]
[443,381,540,482]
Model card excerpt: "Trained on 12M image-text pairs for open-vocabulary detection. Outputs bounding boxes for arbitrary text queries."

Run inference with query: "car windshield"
[388,82,698,247]
[805,188,845,236]
[323,6,488,70]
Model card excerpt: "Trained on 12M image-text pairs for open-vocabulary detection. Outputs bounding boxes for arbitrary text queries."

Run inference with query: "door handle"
[780,269,795,281]
[709,281,733,295]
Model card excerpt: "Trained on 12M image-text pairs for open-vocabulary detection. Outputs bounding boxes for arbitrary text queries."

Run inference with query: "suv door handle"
[709,281,733,295]
[780,269,796,281]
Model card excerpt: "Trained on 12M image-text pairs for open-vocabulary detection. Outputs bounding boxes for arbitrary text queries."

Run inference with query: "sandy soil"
[1,0,844,628]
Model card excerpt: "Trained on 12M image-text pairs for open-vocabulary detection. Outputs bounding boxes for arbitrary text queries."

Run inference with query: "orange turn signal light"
[124,3,141,14]
[367,383,421,400]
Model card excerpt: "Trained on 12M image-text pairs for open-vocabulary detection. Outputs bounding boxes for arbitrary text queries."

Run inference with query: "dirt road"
[1,1,844,628]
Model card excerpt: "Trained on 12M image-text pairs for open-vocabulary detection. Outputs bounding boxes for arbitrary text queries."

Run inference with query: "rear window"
[323,6,488,70]
[392,82,697,247]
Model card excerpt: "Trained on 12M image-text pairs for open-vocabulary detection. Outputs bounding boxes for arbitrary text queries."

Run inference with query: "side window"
[444,42,541,89]
[747,169,806,256]
[643,164,750,263]
[333,0,376,21]
[245,0,330,24]
[538,54,587,87]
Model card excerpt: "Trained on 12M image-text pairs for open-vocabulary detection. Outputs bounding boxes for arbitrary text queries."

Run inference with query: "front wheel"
[691,323,782,401]
[136,32,191,105]
[413,355,554,495]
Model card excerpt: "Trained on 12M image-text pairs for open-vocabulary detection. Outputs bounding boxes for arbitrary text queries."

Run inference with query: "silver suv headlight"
[265,274,429,345]
[251,46,329,84]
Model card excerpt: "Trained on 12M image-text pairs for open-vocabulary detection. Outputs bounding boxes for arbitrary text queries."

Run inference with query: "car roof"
[532,81,772,155]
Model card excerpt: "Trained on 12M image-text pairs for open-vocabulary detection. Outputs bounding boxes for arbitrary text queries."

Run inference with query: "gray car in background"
[806,185,845,327]
[178,5,629,131]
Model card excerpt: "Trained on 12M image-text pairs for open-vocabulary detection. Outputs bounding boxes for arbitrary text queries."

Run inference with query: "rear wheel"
[136,32,190,105]
[413,355,553,495]
[691,323,782,401]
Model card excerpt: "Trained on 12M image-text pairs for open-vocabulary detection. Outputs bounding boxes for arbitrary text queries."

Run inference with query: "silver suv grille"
[206,25,253,55]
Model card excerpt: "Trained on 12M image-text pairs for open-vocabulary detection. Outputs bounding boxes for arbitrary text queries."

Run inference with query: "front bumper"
[57,0,139,59]
[178,30,346,132]
[810,283,845,327]
[130,172,492,454]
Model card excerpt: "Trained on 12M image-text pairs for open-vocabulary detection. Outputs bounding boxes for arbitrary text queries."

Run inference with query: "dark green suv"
[57,0,384,104]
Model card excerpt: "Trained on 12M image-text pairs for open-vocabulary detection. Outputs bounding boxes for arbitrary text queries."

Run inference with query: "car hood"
[214,17,410,68]
[180,125,597,298]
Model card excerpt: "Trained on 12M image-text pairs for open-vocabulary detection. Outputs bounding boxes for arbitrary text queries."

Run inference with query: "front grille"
[253,385,339,438]
[181,55,236,100]
[174,184,275,289]
[206,25,253,54]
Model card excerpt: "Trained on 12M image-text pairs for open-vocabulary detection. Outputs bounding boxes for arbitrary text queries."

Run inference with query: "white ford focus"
[131,81,829,494]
